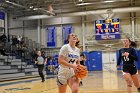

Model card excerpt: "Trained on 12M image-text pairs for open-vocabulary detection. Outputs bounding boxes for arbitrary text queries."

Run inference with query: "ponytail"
[130,41,137,48]
[75,39,80,48]
[128,38,137,48]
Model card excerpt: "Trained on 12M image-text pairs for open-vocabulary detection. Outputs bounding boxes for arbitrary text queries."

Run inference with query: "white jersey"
[59,44,80,68]
[57,44,80,85]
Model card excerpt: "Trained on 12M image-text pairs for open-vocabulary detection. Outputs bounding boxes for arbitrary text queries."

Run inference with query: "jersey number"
[69,59,75,64]
[124,56,129,61]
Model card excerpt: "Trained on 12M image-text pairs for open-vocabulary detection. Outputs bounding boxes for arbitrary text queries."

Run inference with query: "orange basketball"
[75,65,88,79]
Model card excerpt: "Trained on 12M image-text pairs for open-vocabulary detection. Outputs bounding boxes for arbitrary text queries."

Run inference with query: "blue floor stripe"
[0,76,56,87]
[0,78,39,87]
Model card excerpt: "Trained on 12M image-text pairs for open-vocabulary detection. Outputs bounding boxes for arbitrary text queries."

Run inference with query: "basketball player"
[117,38,140,93]
[79,54,86,86]
[57,33,80,93]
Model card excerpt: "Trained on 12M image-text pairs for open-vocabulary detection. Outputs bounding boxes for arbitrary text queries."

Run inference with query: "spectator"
[31,48,38,63]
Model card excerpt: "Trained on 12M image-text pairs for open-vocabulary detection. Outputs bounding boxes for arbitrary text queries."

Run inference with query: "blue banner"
[46,26,56,47]
[62,25,73,44]
[0,11,5,20]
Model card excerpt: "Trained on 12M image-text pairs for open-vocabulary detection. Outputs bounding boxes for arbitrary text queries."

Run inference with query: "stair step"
[30,72,39,75]
[0,62,4,65]
[0,66,11,69]
[5,59,21,62]
[0,56,15,59]
[0,73,25,79]
[25,68,38,72]
[0,69,18,74]
[18,65,34,69]
[10,62,26,65]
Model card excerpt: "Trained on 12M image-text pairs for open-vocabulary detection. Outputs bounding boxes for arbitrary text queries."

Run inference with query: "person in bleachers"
[79,53,86,86]
[12,36,18,45]
[47,56,58,74]
[31,48,38,63]
[0,48,7,56]
[0,33,7,43]
[0,33,7,56]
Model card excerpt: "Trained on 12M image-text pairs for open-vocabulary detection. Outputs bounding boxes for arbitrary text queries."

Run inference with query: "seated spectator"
[0,34,7,43]
[0,48,8,56]
[31,48,38,63]
[12,36,18,45]
[47,57,58,74]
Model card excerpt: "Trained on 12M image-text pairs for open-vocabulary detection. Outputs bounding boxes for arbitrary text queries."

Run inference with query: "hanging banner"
[62,25,73,44]
[0,11,4,28]
[46,26,56,47]
[0,11,5,20]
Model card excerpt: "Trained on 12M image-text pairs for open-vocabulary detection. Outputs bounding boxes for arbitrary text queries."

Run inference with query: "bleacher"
[0,34,58,81]
[0,55,39,81]
[0,34,46,82]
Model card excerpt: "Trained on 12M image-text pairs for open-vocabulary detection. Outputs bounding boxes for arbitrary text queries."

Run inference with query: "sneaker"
[137,88,140,93]
[41,80,45,82]
[79,81,83,86]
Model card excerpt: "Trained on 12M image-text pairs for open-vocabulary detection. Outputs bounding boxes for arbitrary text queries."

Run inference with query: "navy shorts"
[123,64,137,75]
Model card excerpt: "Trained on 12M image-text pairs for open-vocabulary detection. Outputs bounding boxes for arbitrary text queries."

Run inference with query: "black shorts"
[123,64,137,75]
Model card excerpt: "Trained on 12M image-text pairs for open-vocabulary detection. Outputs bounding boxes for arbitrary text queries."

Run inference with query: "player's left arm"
[76,49,81,64]
[128,48,138,61]
[76,58,80,64]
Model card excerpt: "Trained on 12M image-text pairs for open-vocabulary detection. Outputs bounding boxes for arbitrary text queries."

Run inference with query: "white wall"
[102,51,117,71]
[41,27,46,47]
[73,23,82,43]
[56,25,63,48]
[24,27,38,42]
[7,12,140,50]
[8,14,38,42]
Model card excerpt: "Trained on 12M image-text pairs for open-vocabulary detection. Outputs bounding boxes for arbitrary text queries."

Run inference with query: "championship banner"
[95,18,120,40]
[46,26,56,47]
[0,11,4,28]
[0,11,5,20]
[62,25,73,44]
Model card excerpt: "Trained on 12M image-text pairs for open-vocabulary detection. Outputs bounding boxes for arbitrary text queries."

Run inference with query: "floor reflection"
[0,71,140,93]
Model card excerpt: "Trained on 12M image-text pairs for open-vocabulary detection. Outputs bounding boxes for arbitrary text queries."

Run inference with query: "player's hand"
[71,64,77,70]
[75,59,80,64]
[72,64,80,73]
[123,52,129,57]
[35,61,38,64]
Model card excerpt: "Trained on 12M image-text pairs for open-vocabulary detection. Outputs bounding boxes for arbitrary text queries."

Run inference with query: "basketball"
[75,65,88,79]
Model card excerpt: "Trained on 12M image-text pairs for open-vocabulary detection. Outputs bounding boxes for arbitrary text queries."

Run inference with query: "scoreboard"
[95,18,120,40]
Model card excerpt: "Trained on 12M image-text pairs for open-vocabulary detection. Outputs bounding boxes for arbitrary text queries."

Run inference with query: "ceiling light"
[29,6,33,9]
[78,0,83,2]
[104,0,114,3]
[5,0,26,8]
[77,2,92,6]
[33,8,38,10]
[5,0,10,3]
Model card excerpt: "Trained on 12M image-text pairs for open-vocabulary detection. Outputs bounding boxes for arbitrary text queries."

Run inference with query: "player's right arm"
[116,49,122,68]
[58,45,77,69]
